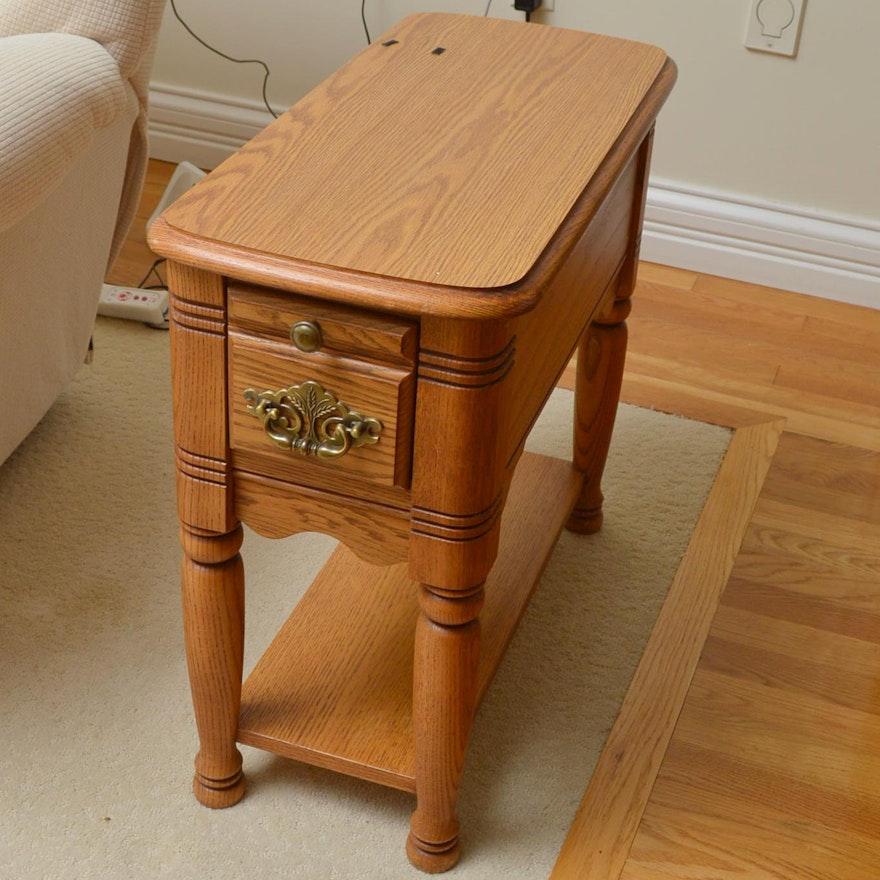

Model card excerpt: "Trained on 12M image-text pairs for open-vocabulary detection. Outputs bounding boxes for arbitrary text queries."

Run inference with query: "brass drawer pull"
[290,321,322,352]
[244,380,382,459]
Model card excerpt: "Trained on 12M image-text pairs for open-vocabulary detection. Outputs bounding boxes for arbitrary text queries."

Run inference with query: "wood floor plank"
[620,433,880,880]
[549,419,783,880]
[636,262,698,289]
[690,272,880,331]
[801,312,880,360]
[746,500,880,567]
[623,270,880,450]
[710,603,880,678]
[774,358,880,410]
[645,738,880,846]
[698,631,880,716]
[631,285,878,381]
[628,317,787,383]
[675,669,880,783]
[759,434,880,520]
[720,578,880,643]
[623,798,880,880]
[632,280,809,346]
[622,351,880,450]
[620,372,781,429]
[622,350,880,429]
[729,549,880,609]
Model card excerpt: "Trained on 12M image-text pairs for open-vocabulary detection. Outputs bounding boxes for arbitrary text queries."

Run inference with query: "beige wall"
[152,1,880,224]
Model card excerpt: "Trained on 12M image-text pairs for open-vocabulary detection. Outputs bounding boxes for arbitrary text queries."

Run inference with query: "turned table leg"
[180,523,247,808]
[568,128,652,534]
[167,264,245,807]
[407,583,484,873]
[567,293,631,534]
[406,317,512,870]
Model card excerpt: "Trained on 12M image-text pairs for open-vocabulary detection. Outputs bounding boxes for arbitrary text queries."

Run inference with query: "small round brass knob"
[290,321,323,352]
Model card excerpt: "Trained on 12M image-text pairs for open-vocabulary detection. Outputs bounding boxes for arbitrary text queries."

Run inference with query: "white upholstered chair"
[0,0,166,464]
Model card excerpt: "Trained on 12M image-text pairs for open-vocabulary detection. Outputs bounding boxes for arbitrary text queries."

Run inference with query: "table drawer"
[228,285,418,491]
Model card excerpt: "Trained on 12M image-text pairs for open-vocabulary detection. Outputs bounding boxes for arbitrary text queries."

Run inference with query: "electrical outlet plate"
[745,0,806,57]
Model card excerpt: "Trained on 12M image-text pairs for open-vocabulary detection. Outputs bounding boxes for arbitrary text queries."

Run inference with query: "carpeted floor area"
[0,317,730,879]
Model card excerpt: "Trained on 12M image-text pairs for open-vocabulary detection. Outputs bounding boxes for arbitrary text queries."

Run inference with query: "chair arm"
[0,32,129,235]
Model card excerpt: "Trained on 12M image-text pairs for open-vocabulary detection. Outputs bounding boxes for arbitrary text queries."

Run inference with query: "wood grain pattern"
[152,17,673,867]
[168,264,236,533]
[228,335,414,487]
[612,268,880,449]
[148,19,675,322]
[228,284,419,365]
[566,288,632,533]
[233,469,412,567]
[179,524,247,809]
[226,284,419,491]
[156,14,667,291]
[506,151,639,467]
[620,438,880,880]
[407,315,515,592]
[550,419,783,880]
[122,160,880,879]
[236,452,581,789]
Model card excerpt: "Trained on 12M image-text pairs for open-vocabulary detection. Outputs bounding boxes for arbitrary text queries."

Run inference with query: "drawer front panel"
[228,284,418,365]
[229,338,414,489]
[227,286,418,492]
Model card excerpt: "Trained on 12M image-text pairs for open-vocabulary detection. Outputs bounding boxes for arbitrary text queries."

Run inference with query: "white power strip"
[98,284,169,328]
[146,161,206,234]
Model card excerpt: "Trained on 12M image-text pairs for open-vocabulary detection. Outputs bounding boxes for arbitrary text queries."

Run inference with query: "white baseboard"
[643,182,880,309]
[148,85,880,311]
[148,82,273,171]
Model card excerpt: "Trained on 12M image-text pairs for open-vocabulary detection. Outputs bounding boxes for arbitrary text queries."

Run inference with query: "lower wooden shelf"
[237,451,583,792]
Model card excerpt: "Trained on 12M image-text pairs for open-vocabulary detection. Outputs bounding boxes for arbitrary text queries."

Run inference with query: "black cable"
[362,0,371,44]
[169,0,278,118]
[136,258,167,291]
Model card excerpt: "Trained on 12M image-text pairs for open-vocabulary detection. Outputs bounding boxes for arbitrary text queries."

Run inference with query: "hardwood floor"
[557,261,880,877]
[616,436,880,880]
[623,264,880,446]
[123,160,880,879]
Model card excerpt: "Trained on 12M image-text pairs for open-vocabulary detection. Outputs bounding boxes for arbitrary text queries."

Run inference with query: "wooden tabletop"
[151,14,673,313]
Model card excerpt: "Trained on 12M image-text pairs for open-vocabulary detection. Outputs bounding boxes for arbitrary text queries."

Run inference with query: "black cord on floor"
[136,258,167,291]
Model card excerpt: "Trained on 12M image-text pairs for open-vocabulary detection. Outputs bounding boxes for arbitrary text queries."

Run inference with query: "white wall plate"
[745,0,806,57]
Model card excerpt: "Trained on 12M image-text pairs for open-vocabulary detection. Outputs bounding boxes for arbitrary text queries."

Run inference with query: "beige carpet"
[0,317,730,879]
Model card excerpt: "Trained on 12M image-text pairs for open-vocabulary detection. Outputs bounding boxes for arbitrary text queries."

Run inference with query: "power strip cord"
[169,0,278,118]
[169,2,529,117]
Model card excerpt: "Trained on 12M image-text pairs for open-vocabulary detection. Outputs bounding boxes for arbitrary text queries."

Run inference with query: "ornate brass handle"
[244,380,382,459]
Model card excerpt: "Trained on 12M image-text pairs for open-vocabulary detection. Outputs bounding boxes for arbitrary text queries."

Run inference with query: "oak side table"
[148,13,674,873]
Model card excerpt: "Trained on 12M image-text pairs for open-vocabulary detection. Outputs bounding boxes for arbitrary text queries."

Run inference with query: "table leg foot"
[567,298,630,536]
[566,501,603,534]
[408,584,482,873]
[193,761,247,809]
[406,831,460,874]
[180,523,247,811]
